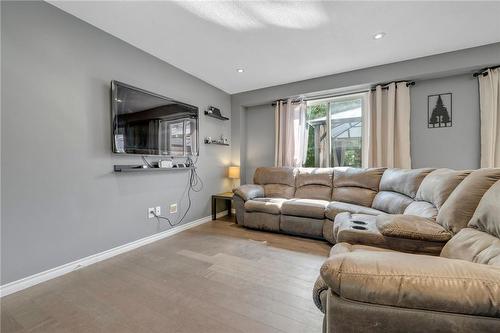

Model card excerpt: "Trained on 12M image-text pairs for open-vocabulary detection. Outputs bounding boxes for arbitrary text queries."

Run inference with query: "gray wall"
[1,1,231,284]
[242,74,481,181]
[232,43,500,183]
[410,74,480,169]
[244,104,275,182]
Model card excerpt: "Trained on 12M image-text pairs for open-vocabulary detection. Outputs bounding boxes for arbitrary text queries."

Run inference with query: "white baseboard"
[0,211,227,298]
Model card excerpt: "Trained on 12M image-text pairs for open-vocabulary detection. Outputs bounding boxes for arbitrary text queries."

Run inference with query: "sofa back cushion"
[415,169,471,209]
[437,168,500,234]
[371,168,434,214]
[294,168,334,201]
[404,201,439,219]
[331,167,386,207]
[468,179,500,238]
[253,167,296,199]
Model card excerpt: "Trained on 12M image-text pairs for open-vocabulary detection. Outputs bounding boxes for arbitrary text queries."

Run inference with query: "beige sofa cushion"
[403,201,438,219]
[468,179,500,238]
[295,168,334,187]
[415,168,470,209]
[379,168,434,198]
[254,167,296,186]
[376,214,452,242]
[331,167,385,207]
[331,187,377,207]
[371,168,434,214]
[281,199,329,219]
[371,191,414,214]
[253,167,296,199]
[294,168,334,201]
[441,228,500,266]
[320,251,500,317]
[333,167,386,191]
[244,198,287,215]
[437,168,500,234]
[325,202,384,221]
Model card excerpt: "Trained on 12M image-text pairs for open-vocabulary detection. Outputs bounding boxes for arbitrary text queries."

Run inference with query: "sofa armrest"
[233,184,264,201]
[376,214,452,242]
[320,251,500,317]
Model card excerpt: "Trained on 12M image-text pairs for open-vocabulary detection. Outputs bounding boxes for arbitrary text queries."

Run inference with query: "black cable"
[152,155,204,227]
[177,156,203,224]
[141,155,153,168]
[151,210,175,227]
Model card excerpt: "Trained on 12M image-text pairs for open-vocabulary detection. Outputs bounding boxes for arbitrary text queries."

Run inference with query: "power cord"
[151,210,175,227]
[141,155,154,168]
[152,155,204,227]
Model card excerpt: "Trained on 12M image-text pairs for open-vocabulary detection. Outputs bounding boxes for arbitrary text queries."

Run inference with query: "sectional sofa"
[233,167,500,332]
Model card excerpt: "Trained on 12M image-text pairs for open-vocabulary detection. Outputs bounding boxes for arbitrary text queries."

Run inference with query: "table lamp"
[227,166,240,189]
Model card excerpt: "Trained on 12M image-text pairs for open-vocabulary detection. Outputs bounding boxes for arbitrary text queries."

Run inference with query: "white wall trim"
[0,212,227,298]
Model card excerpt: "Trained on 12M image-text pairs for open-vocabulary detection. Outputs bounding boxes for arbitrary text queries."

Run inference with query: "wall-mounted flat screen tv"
[111,81,199,156]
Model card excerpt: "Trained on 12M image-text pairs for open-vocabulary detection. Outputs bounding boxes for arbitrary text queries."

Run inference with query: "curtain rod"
[473,65,500,77]
[271,81,415,106]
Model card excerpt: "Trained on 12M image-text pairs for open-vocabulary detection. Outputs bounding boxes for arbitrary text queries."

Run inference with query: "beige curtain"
[275,99,308,167]
[479,68,500,167]
[363,82,411,168]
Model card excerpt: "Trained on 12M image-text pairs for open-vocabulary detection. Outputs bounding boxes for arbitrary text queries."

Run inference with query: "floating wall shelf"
[204,111,229,121]
[114,165,195,173]
[204,139,230,146]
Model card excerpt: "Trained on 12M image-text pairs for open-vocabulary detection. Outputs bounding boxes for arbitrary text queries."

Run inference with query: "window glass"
[305,93,366,167]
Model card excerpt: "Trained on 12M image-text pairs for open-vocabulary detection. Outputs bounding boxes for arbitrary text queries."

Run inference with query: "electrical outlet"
[148,207,155,219]
[170,203,177,214]
[155,206,161,216]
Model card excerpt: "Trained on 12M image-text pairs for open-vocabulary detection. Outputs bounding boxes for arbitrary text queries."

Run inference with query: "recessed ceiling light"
[236,68,244,73]
[373,32,386,40]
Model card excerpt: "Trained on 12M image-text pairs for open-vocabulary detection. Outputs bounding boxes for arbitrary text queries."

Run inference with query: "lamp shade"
[228,166,240,179]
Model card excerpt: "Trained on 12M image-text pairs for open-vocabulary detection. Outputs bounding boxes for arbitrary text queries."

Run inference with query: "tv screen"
[111,81,199,156]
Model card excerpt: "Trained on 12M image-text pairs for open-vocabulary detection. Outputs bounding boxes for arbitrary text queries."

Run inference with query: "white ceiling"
[49,1,500,94]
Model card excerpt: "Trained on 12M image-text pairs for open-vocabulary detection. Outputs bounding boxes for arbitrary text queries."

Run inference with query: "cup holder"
[352,225,367,231]
[352,220,367,225]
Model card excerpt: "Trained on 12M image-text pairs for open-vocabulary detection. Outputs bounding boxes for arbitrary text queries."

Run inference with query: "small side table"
[211,192,234,220]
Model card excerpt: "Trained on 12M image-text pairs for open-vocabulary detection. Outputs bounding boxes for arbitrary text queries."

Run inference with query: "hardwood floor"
[1,217,331,333]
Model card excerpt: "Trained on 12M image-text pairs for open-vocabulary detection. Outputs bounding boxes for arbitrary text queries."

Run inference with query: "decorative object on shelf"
[428,93,452,128]
[204,106,229,120]
[204,134,230,146]
[158,158,173,168]
[227,166,241,189]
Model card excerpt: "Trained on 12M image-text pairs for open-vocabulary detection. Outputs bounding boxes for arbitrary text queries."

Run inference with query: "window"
[304,92,367,167]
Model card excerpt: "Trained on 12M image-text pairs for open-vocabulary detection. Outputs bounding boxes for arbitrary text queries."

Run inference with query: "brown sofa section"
[313,178,500,333]
[234,166,478,251]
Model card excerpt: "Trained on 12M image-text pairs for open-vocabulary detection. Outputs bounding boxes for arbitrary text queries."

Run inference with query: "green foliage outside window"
[304,97,363,168]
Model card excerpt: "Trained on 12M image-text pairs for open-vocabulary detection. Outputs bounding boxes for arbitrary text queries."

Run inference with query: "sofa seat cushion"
[325,202,384,221]
[441,228,500,266]
[244,198,287,215]
[376,214,453,242]
[281,199,329,219]
[320,251,500,317]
